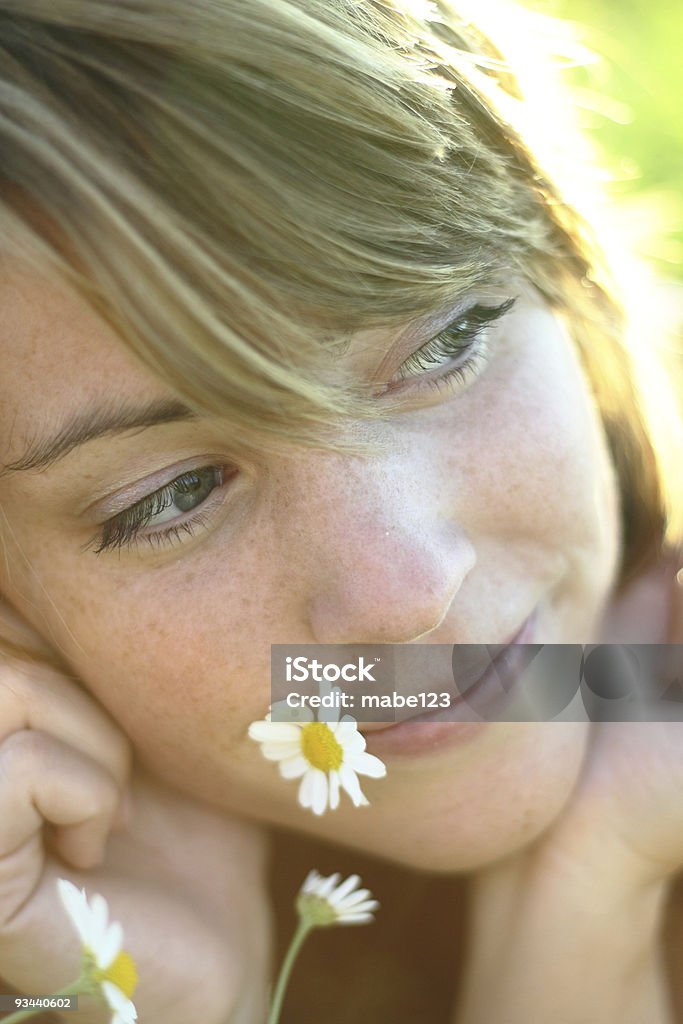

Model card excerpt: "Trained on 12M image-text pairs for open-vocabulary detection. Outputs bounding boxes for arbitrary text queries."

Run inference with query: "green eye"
[394,297,517,389]
[87,465,229,555]
[172,469,219,514]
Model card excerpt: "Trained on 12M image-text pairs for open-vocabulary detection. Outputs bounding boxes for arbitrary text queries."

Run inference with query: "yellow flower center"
[301,722,343,772]
[95,950,139,1000]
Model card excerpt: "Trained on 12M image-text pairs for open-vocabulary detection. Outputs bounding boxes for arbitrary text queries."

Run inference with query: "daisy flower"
[57,879,138,1024]
[297,871,379,927]
[248,692,386,815]
[267,869,379,1024]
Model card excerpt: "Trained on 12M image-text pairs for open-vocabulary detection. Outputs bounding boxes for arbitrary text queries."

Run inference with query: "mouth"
[359,609,539,755]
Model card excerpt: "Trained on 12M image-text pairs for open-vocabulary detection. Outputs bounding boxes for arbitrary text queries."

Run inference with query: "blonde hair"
[0,0,680,615]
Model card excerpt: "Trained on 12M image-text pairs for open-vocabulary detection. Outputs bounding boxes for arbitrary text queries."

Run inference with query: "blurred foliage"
[524,0,683,280]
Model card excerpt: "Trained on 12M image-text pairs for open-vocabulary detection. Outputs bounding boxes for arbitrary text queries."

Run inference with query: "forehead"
[2,267,166,392]
[0,266,407,476]
[0,268,187,460]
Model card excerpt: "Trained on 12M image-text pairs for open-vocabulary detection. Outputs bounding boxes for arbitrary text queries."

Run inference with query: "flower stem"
[2,981,83,1023]
[266,920,314,1024]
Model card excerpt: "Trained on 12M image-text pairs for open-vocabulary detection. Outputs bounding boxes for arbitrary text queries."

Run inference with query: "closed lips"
[360,611,537,731]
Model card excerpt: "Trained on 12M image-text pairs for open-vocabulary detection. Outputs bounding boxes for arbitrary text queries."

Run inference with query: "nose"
[275,448,475,644]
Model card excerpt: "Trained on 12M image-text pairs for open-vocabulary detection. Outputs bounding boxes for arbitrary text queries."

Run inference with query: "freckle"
[149,619,173,643]
[178,569,199,587]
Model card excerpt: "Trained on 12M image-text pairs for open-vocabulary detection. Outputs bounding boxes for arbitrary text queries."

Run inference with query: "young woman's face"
[0,266,620,870]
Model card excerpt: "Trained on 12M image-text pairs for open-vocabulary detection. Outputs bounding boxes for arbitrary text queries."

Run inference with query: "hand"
[0,652,272,1024]
[521,719,683,892]
[455,720,683,1024]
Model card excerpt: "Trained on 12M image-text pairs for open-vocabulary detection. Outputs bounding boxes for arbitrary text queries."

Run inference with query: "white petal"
[335,912,375,925]
[335,888,372,910]
[248,721,301,743]
[301,870,322,894]
[310,769,329,816]
[327,874,360,906]
[98,921,123,970]
[334,721,359,744]
[338,764,368,807]
[292,706,315,723]
[339,899,380,916]
[321,688,341,725]
[259,741,301,761]
[279,755,310,779]
[298,769,317,808]
[315,873,342,898]
[101,981,138,1023]
[347,728,366,749]
[90,893,110,941]
[56,880,90,944]
[328,771,340,810]
[346,751,387,778]
[77,898,99,951]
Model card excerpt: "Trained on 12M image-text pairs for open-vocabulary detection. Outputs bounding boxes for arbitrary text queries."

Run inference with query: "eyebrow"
[0,397,200,479]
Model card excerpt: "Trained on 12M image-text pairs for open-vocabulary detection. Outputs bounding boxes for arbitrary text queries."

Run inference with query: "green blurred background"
[524,0,683,282]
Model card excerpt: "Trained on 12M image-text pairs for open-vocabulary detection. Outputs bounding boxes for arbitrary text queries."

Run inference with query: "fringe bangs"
[0,0,566,434]
[0,0,677,575]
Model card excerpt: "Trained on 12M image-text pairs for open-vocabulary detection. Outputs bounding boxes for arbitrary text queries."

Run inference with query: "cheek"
[450,321,619,570]
[432,721,589,870]
[0,532,272,782]
[89,595,266,735]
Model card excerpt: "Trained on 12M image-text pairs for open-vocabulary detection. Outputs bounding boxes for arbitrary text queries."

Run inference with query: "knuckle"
[0,660,132,786]
[38,666,132,773]
[82,721,132,792]
[81,766,120,809]
[0,728,43,781]
[75,789,116,824]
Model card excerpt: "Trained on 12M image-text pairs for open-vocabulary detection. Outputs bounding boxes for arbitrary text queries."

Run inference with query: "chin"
[328,722,590,873]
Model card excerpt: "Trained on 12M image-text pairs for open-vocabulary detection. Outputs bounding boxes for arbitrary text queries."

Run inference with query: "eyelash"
[88,298,516,556]
[87,465,229,556]
[389,297,517,395]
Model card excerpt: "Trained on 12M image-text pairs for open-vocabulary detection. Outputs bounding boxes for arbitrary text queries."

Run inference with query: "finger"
[0,658,132,795]
[0,728,123,871]
[583,721,683,884]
